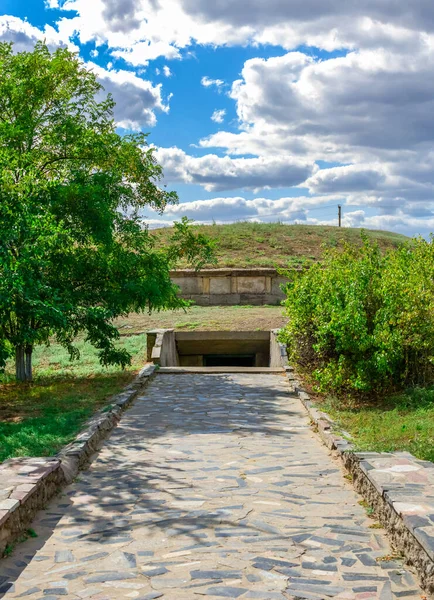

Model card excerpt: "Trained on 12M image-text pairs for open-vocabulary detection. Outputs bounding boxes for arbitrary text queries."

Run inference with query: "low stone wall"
[270,329,289,368]
[146,329,179,367]
[170,268,288,306]
[287,367,434,595]
[0,365,156,556]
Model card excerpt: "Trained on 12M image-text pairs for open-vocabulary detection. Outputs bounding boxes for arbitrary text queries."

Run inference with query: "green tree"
[0,41,214,382]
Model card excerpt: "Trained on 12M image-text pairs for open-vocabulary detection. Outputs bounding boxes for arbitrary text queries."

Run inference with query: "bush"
[280,234,434,395]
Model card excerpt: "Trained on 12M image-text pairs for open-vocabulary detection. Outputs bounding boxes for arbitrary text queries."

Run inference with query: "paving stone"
[54,551,74,564]
[0,373,424,600]
[84,572,138,583]
[62,571,87,580]
[190,570,242,579]
[142,567,168,577]
[205,586,248,597]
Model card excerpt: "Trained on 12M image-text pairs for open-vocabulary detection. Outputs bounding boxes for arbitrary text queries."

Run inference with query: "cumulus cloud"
[154,147,316,192]
[160,195,339,222]
[48,0,434,69]
[196,44,434,215]
[88,62,169,128]
[201,76,225,89]
[113,42,181,67]
[211,109,226,124]
[10,0,434,232]
[305,164,389,194]
[163,65,172,77]
[0,15,77,52]
[101,0,142,34]
[202,48,434,160]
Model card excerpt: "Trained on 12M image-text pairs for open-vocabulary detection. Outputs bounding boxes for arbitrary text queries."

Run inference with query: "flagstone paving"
[0,373,425,599]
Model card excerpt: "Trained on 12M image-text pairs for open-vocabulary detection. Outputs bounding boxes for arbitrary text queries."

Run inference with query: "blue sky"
[2,0,434,235]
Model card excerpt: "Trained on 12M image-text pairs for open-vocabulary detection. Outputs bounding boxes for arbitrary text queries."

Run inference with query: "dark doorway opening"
[203,354,256,367]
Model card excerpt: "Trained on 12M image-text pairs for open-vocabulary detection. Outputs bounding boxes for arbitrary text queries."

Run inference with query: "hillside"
[152,222,410,269]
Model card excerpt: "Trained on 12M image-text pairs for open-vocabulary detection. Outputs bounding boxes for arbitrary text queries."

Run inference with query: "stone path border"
[286,366,434,595]
[0,365,156,556]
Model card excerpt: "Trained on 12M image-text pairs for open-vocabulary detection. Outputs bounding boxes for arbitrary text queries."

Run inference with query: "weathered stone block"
[271,277,288,296]
[0,498,19,512]
[263,293,283,306]
[239,293,263,305]
[190,294,210,306]
[237,276,266,293]
[209,293,241,306]
[172,276,203,295]
[209,277,231,294]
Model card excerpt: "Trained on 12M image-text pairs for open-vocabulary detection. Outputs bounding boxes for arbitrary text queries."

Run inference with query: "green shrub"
[280,234,434,395]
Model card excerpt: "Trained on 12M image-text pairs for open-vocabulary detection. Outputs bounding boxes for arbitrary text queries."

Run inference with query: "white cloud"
[112,41,181,67]
[49,0,434,69]
[0,15,77,52]
[154,147,316,192]
[202,48,434,160]
[305,164,389,194]
[88,62,169,128]
[211,109,226,124]
[196,44,434,216]
[163,65,172,77]
[160,195,337,222]
[201,76,225,89]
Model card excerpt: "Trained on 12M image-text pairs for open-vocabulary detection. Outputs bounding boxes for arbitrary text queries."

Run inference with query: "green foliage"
[0,42,214,380]
[281,234,434,395]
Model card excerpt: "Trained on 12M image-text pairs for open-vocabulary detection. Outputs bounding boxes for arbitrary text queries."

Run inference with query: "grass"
[152,222,409,268]
[115,304,285,333]
[321,386,434,462]
[0,305,284,462]
[0,334,147,463]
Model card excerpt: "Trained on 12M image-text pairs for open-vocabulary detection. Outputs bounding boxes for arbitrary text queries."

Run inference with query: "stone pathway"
[0,373,425,599]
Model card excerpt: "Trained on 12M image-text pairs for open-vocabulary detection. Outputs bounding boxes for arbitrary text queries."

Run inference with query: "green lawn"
[0,334,147,463]
[322,386,434,462]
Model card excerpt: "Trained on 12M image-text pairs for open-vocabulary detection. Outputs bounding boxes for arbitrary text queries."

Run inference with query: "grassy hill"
[153,222,410,268]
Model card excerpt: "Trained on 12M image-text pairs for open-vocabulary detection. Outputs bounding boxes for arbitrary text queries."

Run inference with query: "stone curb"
[0,364,156,556]
[285,368,434,595]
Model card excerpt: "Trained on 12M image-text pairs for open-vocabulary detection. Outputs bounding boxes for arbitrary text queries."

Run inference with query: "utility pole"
[338,204,342,227]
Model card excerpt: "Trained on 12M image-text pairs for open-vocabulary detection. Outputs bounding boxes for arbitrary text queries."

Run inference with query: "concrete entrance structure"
[170,268,288,306]
[147,329,287,369]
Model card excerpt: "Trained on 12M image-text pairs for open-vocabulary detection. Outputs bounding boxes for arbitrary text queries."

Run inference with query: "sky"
[3,1,434,236]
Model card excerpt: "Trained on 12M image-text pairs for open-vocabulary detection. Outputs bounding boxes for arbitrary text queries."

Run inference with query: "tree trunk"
[15,345,26,382]
[25,345,33,382]
[15,345,33,382]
